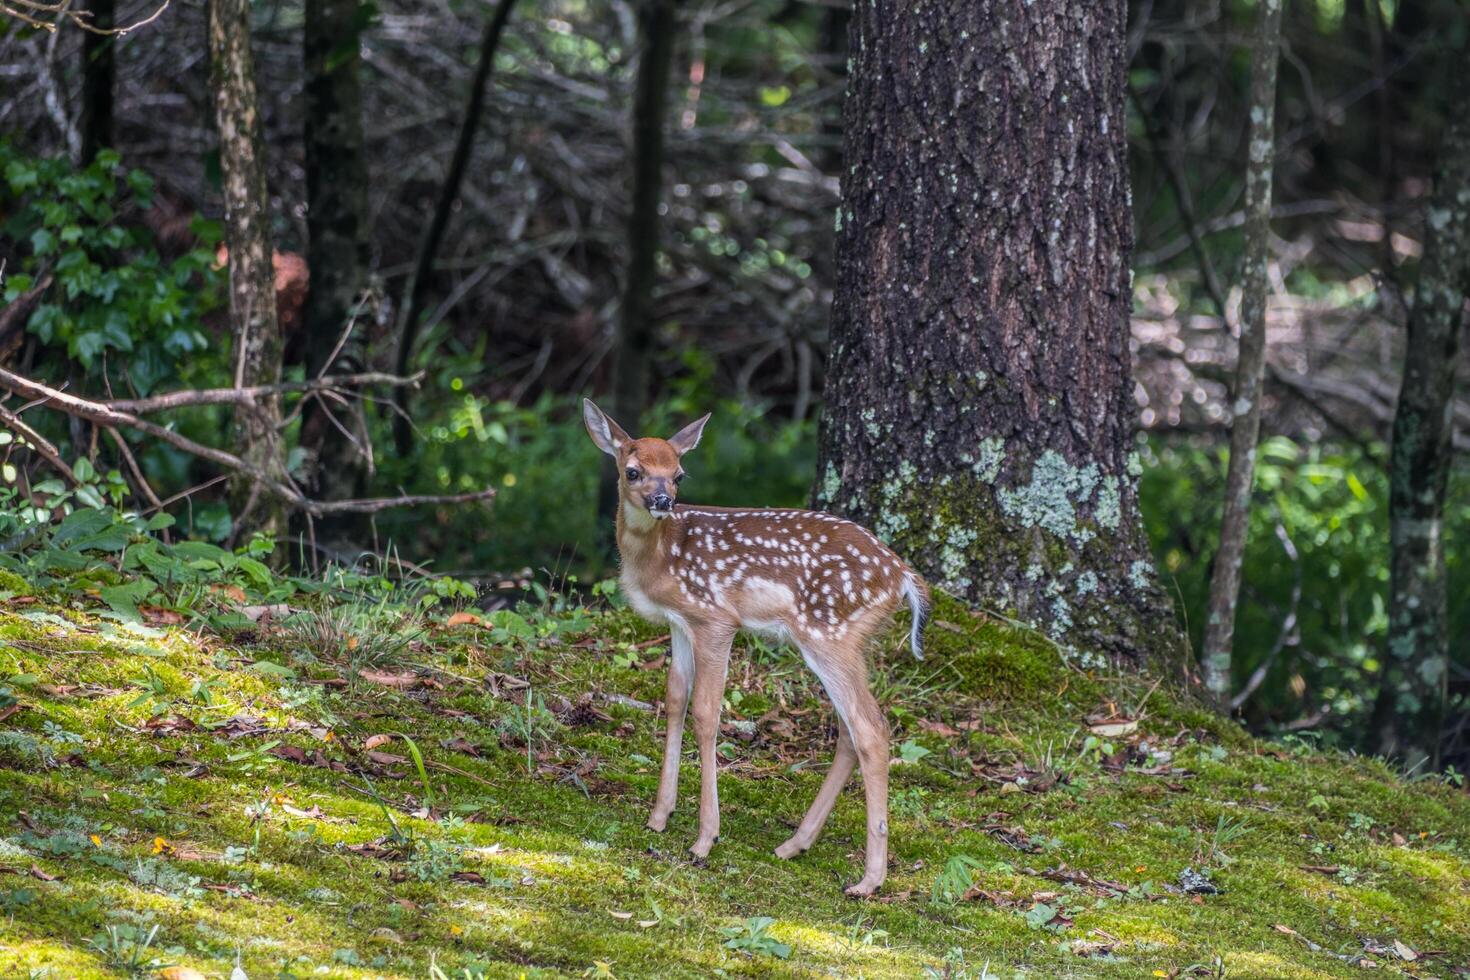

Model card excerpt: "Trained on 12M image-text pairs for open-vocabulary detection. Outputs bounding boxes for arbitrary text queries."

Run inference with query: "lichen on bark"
[1373,66,1470,766]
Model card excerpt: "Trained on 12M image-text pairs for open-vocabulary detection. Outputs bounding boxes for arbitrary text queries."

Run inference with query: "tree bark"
[301,0,369,507]
[1200,0,1285,708]
[1374,78,1470,768]
[79,0,115,164]
[391,0,520,455]
[814,0,1181,669]
[610,0,679,432]
[597,0,679,543]
[208,0,287,542]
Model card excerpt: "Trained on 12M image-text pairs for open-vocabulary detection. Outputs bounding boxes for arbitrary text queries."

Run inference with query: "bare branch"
[0,367,494,518]
[105,371,424,414]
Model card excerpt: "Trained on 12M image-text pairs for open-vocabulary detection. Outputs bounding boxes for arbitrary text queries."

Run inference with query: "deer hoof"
[844,878,883,898]
[774,836,808,860]
[646,812,670,832]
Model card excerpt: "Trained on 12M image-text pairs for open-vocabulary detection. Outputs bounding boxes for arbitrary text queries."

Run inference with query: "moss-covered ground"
[1,584,1467,979]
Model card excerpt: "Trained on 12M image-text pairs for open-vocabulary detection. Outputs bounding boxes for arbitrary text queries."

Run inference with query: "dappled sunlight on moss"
[2,597,1469,978]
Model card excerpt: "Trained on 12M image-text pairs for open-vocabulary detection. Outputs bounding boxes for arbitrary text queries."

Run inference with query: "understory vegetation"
[1,520,1467,978]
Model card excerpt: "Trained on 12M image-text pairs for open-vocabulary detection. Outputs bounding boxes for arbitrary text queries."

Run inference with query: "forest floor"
[0,565,1467,979]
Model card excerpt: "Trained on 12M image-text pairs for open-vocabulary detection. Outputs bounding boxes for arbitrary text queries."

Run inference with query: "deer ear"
[583,399,630,456]
[667,412,711,456]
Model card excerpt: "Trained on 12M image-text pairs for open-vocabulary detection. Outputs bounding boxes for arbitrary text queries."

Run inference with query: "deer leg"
[648,623,694,832]
[843,687,891,897]
[802,645,890,897]
[775,717,856,859]
[687,627,733,860]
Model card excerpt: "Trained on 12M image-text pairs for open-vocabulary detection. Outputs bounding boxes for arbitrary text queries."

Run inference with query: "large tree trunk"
[208,0,287,542]
[1200,0,1284,708]
[814,0,1181,668]
[301,0,369,507]
[79,0,115,164]
[1374,79,1470,768]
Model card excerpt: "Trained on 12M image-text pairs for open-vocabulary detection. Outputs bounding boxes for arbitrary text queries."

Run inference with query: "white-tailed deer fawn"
[583,399,929,897]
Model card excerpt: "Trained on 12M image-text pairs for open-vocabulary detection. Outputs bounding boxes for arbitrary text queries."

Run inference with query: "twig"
[1230,521,1302,712]
[0,400,78,485]
[0,367,495,518]
[106,427,166,514]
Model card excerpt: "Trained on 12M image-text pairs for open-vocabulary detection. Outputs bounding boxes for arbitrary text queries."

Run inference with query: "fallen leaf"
[485,672,531,698]
[363,733,394,750]
[609,910,633,920]
[1088,719,1139,738]
[358,668,420,688]
[918,719,961,737]
[213,584,248,603]
[29,865,60,881]
[242,603,291,623]
[157,968,209,980]
[446,611,483,627]
[1391,940,1418,962]
[442,737,481,756]
[0,704,23,722]
[139,604,185,625]
[281,804,324,819]
[366,750,408,765]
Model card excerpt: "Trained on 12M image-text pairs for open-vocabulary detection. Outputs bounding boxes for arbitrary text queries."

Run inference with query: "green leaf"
[898,740,931,764]
[100,578,157,619]
[487,610,534,639]
[50,507,114,545]
[30,228,56,255]
[234,556,273,590]
[248,660,297,679]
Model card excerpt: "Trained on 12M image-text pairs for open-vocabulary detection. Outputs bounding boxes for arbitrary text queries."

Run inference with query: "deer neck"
[615,500,672,577]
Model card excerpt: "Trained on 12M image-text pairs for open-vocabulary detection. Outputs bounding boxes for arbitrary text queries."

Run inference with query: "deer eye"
[625,468,641,482]
[674,473,685,485]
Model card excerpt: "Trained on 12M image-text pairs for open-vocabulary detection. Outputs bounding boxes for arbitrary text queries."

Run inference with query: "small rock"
[1178,866,1220,895]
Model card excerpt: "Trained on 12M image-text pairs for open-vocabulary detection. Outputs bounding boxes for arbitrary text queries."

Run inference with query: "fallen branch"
[0,368,494,518]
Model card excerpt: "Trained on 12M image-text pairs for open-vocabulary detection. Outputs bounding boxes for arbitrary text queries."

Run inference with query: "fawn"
[583,399,929,896]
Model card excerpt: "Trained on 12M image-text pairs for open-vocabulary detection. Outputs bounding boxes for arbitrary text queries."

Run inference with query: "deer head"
[582,399,710,521]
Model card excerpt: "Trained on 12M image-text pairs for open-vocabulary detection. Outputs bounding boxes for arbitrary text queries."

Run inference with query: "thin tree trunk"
[79,0,115,164]
[1200,0,1285,708]
[814,0,1181,669]
[596,0,679,543]
[391,0,520,455]
[1374,78,1470,768]
[610,0,678,433]
[301,0,369,508]
[208,0,287,542]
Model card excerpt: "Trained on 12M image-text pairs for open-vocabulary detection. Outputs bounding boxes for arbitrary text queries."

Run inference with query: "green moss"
[0,569,31,595]
[0,592,1466,980]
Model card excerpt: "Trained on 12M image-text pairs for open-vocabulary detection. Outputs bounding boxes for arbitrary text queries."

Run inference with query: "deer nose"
[649,493,674,512]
